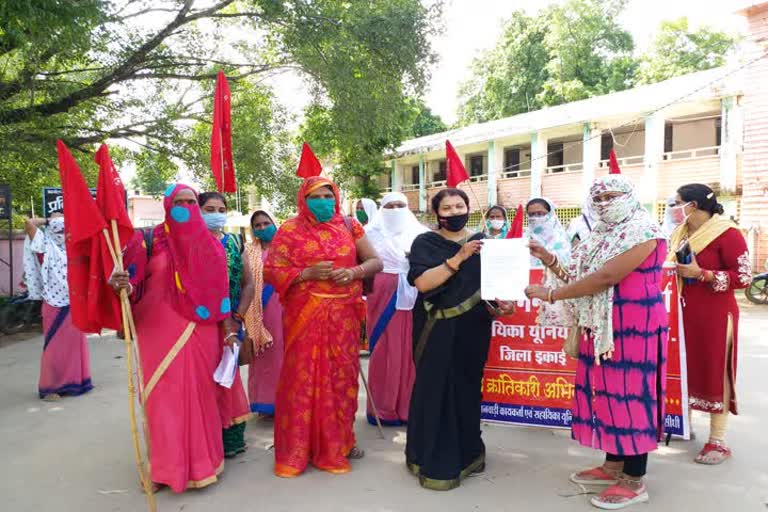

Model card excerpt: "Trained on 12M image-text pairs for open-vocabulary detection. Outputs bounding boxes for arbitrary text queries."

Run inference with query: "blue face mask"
[202,212,227,231]
[306,198,336,223]
[253,224,277,242]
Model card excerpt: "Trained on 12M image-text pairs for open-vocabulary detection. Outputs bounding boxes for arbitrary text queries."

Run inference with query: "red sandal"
[569,466,619,486]
[694,441,732,465]
[590,483,649,510]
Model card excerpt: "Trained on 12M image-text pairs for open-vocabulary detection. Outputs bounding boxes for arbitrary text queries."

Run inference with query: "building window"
[411,165,420,185]
[504,148,520,176]
[468,154,485,177]
[435,160,447,182]
[601,133,613,161]
[664,124,673,154]
[547,142,564,170]
[715,117,722,147]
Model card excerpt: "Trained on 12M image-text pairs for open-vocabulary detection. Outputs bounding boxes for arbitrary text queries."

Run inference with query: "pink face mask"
[669,202,692,226]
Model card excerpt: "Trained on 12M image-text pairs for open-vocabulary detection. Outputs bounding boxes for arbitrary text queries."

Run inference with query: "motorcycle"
[0,292,43,334]
[745,259,768,305]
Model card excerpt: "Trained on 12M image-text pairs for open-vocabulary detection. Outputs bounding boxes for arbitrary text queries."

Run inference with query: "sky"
[423,0,747,124]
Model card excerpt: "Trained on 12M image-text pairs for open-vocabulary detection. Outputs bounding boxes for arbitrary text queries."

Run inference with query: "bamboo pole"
[102,229,156,512]
[358,366,385,440]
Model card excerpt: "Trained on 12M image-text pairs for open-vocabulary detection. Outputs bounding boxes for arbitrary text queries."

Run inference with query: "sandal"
[590,483,649,510]
[347,446,365,460]
[42,393,61,402]
[694,441,731,465]
[570,466,620,486]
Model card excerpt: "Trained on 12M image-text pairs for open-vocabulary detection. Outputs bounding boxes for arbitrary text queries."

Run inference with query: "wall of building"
[128,196,164,228]
[0,235,25,296]
[613,130,645,158]
[673,118,718,151]
[740,4,768,267]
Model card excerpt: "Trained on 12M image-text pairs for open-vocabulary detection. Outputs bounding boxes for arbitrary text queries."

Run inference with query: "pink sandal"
[569,466,619,486]
[694,442,732,465]
[590,483,649,510]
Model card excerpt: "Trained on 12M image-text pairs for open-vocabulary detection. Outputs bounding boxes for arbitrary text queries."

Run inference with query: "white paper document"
[214,344,240,388]
[480,238,530,301]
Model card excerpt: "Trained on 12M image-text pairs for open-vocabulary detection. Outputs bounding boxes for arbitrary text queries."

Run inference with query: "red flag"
[211,71,236,192]
[92,144,135,331]
[446,140,469,188]
[506,204,524,239]
[608,148,621,175]
[57,140,107,333]
[296,142,323,178]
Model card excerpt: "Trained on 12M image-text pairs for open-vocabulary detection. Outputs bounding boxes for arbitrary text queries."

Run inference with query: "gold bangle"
[444,259,459,273]
[547,253,557,268]
[547,288,556,304]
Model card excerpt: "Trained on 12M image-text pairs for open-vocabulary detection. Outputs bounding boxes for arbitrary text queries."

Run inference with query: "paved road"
[2,300,767,511]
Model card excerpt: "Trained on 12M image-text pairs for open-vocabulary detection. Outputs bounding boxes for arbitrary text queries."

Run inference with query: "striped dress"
[572,243,669,456]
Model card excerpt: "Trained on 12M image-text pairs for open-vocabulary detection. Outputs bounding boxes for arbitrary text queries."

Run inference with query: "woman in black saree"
[406,188,514,491]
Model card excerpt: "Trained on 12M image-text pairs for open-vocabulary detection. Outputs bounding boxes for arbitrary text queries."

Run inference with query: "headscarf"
[26,217,69,307]
[124,184,230,324]
[565,176,665,360]
[481,205,509,239]
[358,198,378,228]
[245,210,278,355]
[660,196,678,238]
[567,197,599,245]
[525,198,570,269]
[365,192,428,310]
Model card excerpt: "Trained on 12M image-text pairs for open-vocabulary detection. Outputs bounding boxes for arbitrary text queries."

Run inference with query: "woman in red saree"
[111,184,231,492]
[264,176,382,477]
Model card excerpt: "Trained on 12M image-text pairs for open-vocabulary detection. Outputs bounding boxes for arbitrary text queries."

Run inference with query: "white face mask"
[670,202,692,226]
[489,219,505,230]
[381,207,409,233]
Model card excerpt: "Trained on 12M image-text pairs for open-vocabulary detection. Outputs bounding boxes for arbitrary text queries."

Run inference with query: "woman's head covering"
[126,184,230,324]
[525,198,570,268]
[358,198,378,227]
[25,217,69,307]
[660,196,678,238]
[245,209,279,356]
[482,205,509,238]
[566,175,665,360]
[366,192,427,310]
[298,176,342,224]
[567,197,599,245]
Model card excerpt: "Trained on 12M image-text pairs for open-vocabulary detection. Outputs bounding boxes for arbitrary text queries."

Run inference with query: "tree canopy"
[457,0,737,126]
[0,0,439,214]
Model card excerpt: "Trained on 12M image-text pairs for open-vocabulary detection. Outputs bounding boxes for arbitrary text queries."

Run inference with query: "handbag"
[562,326,581,359]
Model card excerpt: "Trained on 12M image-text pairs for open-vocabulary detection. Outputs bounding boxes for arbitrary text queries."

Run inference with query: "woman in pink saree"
[111,184,231,493]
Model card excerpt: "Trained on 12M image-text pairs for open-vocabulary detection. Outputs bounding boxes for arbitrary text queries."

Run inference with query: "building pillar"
[487,140,502,206]
[581,122,602,196]
[391,161,402,192]
[642,112,665,205]
[720,96,742,194]
[418,154,427,212]
[530,131,548,198]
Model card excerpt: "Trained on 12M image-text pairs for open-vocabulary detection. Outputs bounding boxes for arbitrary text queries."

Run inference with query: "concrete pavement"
[1,300,766,511]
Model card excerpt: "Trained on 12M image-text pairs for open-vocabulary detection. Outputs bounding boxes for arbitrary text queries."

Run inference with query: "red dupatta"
[125,184,230,324]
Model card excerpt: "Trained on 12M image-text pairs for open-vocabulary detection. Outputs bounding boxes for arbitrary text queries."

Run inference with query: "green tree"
[457,11,549,124]
[637,18,738,84]
[0,0,438,213]
[406,99,447,138]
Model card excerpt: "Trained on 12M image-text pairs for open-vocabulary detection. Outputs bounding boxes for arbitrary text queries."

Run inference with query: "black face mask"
[438,213,469,232]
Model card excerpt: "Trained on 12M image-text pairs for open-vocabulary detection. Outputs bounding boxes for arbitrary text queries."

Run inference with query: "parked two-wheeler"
[745,260,768,305]
[0,292,42,334]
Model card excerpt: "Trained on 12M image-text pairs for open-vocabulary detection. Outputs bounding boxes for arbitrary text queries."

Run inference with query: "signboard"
[481,267,689,439]
[42,187,127,218]
[0,184,10,220]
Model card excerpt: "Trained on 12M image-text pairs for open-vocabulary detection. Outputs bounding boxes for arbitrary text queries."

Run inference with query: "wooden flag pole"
[102,228,156,512]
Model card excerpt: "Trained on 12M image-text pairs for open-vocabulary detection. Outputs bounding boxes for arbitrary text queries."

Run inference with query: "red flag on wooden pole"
[608,148,621,175]
[296,142,323,178]
[506,204,524,239]
[57,140,107,333]
[446,140,469,188]
[92,144,135,331]
[211,71,236,192]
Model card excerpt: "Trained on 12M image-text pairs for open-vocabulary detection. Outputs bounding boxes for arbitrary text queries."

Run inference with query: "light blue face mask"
[202,212,227,231]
